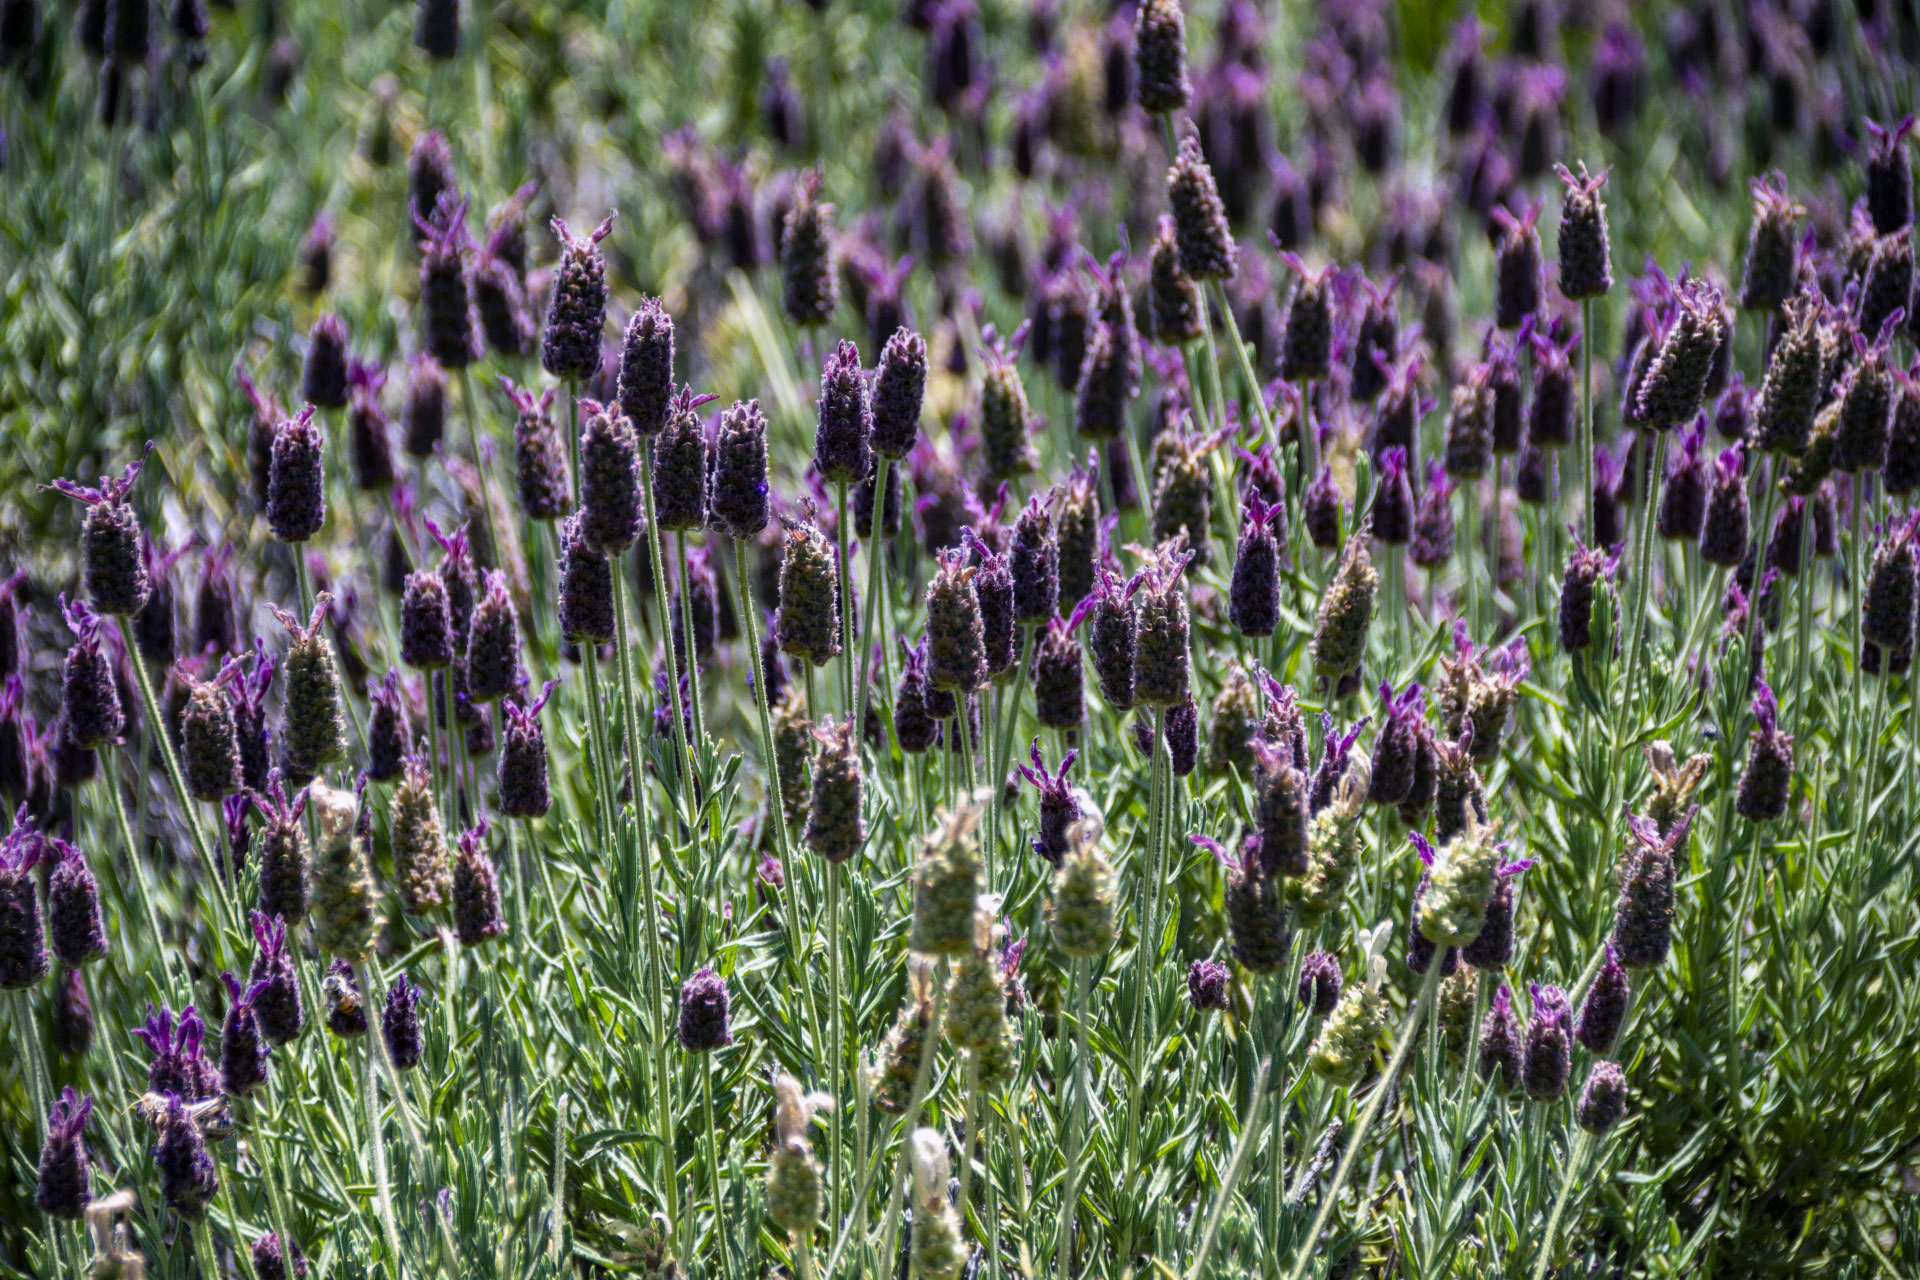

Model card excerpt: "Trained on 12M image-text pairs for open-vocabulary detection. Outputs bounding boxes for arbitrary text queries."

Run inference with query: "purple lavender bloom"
[1017,740,1080,867]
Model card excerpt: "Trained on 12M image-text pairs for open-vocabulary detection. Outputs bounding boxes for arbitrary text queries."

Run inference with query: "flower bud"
[1169,136,1235,281]
[1654,418,1709,541]
[1276,255,1335,383]
[779,514,844,669]
[803,718,864,864]
[44,838,107,968]
[1698,445,1750,567]
[218,970,270,1096]
[579,402,642,553]
[1410,462,1456,566]
[401,354,447,459]
[416,199,481,370]
[675,965,732,1053]
[946,923,1010,1051]
[389,757,449,915]
[1166,692,1198,776]
[1861,515,1918,659]
[1293,759,1369,922]
[271,599,346,787]
[1229,493,1283,637]
[1134,543,1192,706]
[1734,680,1793,823]
[1559,536,1617,651]
[245,912,304,1045]
[181,676,242,802]
[1554,163,1612,300]
[1572,1059,1628,1135]
[453,821,506,947]
[1635,278,1727,431]
[541,214,613,380]
[0,828,48,989]
[472,248,534,360]
[1149,215,1204,345]
[1612,808,1687,969]
[1153,428,1215,566]
[1522,983,1572,1103]
[1297,950,1341,1016]
[1491,202,1542,329]
[1201,664,1260,778]
[1858,232,1912,340]
[1371,447,1414,545]
[382,974,424,1069]
[979,329,1038,481]
[1350,277,1399,402]
[557,514,615,644]
[1443,365,1494,481]
[1051,820,1116,958]
[1055,460,1102,611]
[1132,0,1188,113]
[501,380,568,521]
[1030,616,1084,730]
[811,339,873,486]
[611,297,676,438]
[268,406,328,544]
[1864,116,1914,235]
[1832,331,1897,475]
[873,327,928,459]
[919,545,985,694]
[1749,293,1825,456]
[464,570,522,705]
[498,681,557,819]
[252,1233,309,1280]
[1187,957,1229,1012]
[298,312,349,411]
[710,398,771,539]
[652,386,713,532]
[1574,943,1629,1055]
[1476,983,1521,1090]
[1308,940,1387,1086]
[155,1093,219,1218]
[34,1087,92,1219]
[911,801,983,956]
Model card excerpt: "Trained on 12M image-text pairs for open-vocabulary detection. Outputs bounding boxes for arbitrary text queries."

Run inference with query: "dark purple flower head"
[48,444,153,617]
[247,911,304,1045]
[1478,982,1521,1090]
[301,312,350,410]
[1228,491,1284,637]
[1308,714,1371,816]
[133,1003,217,1100]
[218,970,271,1096]
[873,327,928,460]
[43,837,108,968]
[252,1232,310,1280]
[782,172,838,329]
[1735,680,1794,823]
[1613,806,1691,969]
[154,1091,219,1219]
[678,966,733,1053]
[618,298,675,437]
[1657,418,1710,541]
[1297,950,1341,1016]
[453,819,507,946]
[1018,739,1080,866]
[1574,942,1629,1055]
[710,398,771,539]
[383,974,425,1069]
[34,1086,93,1219]
[1864,115,1915,236]
[541,213,615,381]
[1168,135,1235,282]
[412,196,482,370]
[1554,162,1612,301]
[654,386,715,532]
[498,679,558,819]
[1186,958,1229,1012]
[57,596,122,749]
[1699,443,1751,567]
[0,820,49,989]
[814,339,873,486]
[1490,200,1543,329]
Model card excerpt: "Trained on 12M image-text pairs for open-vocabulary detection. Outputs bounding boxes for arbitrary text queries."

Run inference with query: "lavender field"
[2,0,1919,1276]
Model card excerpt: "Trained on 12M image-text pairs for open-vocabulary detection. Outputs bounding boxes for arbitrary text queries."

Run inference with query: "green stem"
[1528,1131,1598,1280]
[609,564,681,1235]
[1281,958,1447,1280]
[1184,1053,1275,1280]
[673,528,708,755]
[853,459,893,748]
[873,962,950,1275]
[836,482,855,716]
[1057,956,1093,1280]
[1581,299,1595,547]
[640,449,702,825]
